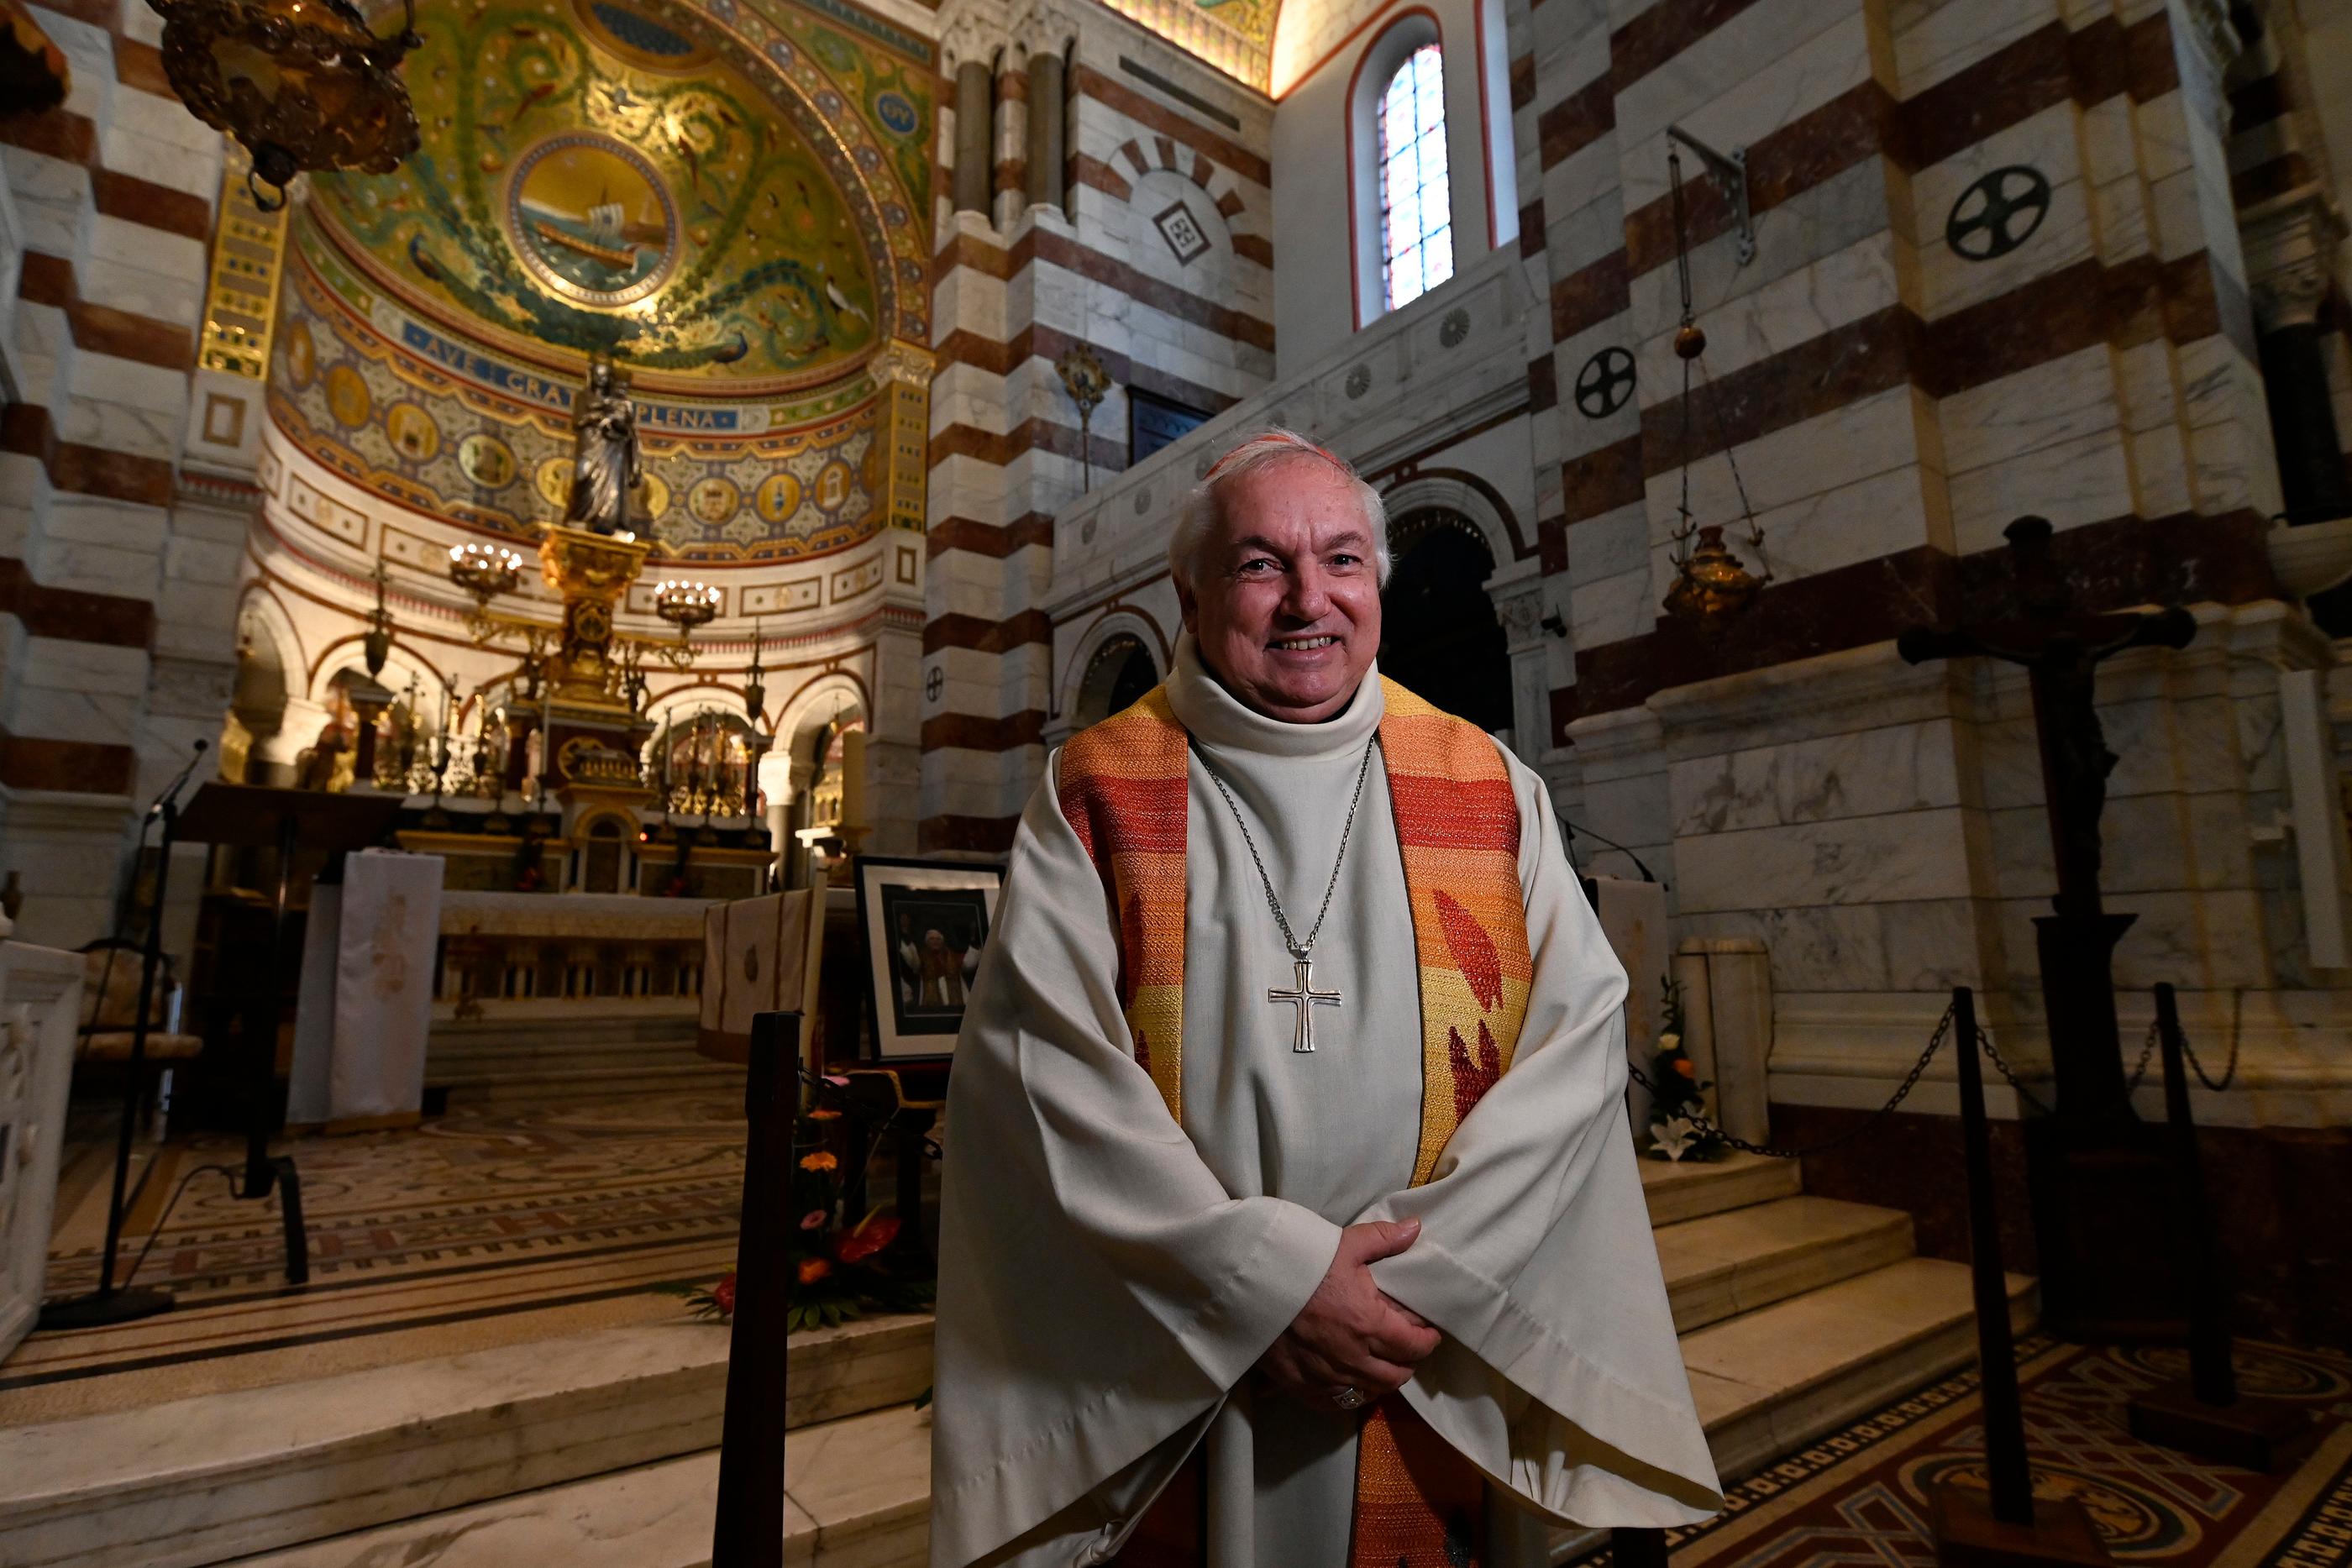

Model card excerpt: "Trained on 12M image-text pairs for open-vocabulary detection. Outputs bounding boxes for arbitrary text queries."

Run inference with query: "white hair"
[1166,427,1391,594]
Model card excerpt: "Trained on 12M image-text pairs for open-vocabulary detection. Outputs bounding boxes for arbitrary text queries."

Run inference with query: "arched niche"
[1381,509,1511,734]
[1068,633,1162,733]
[1377,473,1546,758]
[1054,608,1169,744]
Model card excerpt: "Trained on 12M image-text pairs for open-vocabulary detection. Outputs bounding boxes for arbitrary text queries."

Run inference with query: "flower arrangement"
[660,1072,937,1332]
[1646,977,1723,1162]
[785,1073,935,1333]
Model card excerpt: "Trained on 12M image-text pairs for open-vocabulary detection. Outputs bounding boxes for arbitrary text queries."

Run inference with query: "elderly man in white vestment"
[931,430,1722,1568]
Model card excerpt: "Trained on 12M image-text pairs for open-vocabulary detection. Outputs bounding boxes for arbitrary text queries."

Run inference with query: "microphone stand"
[39,740,209,1330]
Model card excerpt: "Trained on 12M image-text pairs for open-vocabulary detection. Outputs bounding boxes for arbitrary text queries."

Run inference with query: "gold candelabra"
[651,579,721,669]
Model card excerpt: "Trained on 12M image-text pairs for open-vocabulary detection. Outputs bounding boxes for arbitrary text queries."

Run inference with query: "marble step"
[775,1194,1902,1435]
[0,1324,732,1568]
[1638,1150,1805,1226]
[1655,1194,1915,1334]
[437,1062,745,1102]
[430,1003,698,1035]
[427,1020,701,1057]
[788,1313,933,1431]
[786,1403,929,1568]
[782,1258,2037,1568]
[1686,1255,2037,1483]
[223,1452,720,1568]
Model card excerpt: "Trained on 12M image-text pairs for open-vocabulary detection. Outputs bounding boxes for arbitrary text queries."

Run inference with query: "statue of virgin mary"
[563,357,642,535]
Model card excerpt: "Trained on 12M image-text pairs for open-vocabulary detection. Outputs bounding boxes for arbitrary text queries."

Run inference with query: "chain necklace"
[1194,737,1378,1052]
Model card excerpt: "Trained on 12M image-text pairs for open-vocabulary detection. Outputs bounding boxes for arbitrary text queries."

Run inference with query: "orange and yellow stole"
[1056,678,1535,1568]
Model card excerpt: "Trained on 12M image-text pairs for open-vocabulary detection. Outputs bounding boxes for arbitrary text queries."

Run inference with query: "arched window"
[1377,44,1452,311]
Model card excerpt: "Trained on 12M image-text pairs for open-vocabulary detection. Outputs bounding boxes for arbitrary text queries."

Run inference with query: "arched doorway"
[1379,509,1512,734]
[1071,634,1158,728]
[778,706,864,889]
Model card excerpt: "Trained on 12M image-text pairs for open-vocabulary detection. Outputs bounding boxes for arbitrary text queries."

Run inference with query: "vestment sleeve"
[1357,755,1725,1527]
[929,750,1341,1567]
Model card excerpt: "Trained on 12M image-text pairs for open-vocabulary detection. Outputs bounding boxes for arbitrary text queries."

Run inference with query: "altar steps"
[0,1156,2024,1566]
[0,1324,732,1568]
[222,1454,722,1568]
[778,1152,2034,1567]
[426,1009,740,1103]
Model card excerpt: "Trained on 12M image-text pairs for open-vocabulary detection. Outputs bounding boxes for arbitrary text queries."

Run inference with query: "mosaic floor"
[3,1090,745,1424]
[1574,1335,2352,1567]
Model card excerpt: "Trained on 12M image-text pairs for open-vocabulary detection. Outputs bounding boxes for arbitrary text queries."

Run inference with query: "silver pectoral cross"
[1268,954,1341,1053]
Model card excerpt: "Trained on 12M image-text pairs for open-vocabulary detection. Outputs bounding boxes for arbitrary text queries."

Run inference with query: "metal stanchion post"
[2124,984,2315,1471]
[1614,1526,1670,1568]
[1929,985,2107,1566]
[713,1009,790,1567]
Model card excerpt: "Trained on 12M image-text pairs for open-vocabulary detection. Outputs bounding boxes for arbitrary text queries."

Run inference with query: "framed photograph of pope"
[853,856,1005,1062]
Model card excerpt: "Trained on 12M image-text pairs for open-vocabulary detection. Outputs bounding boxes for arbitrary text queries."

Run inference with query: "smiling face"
[1178,457,1383,723]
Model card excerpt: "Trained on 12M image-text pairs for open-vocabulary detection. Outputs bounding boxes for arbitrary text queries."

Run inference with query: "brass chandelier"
[149,0,422,209]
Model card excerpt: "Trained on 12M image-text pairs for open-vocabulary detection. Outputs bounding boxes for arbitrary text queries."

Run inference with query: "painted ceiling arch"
[265,0,935,564]
[310,0,933,396]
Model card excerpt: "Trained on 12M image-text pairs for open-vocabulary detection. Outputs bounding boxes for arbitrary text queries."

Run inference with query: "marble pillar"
[1025,49,1064,211]
[953,61,993,216]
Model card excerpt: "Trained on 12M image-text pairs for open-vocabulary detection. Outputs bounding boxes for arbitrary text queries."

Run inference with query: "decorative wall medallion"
[1153,201,1211,266]
[638,470,670,521]
[1440,307,1471,347]
[458,433,517,488]
[1081,517,1097,543]
[925,665,943,701]
[688,475,741,523]
[817,460,851,509]
[755,471,803,524]
[324,364,372,427]
[385,401,441,462]
[1573,347,1635,418]
[1946,165,2050,261]
[1345,364,1372,400]
[283,320,316,388]
[873,90,919,138]
[506,133,680,307]
[536,456,574,511]
[1133,488,1152,516]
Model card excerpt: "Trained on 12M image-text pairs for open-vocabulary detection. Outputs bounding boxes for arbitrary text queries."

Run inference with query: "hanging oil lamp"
[1659,146,1771,632]
[149,0,423,211]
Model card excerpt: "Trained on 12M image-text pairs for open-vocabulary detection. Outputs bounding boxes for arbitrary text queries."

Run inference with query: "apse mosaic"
[272,243,881,562]
[307,0,932,395]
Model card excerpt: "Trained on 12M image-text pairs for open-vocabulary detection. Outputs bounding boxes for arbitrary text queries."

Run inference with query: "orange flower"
[799,1151,838,1172]
[799,1257,832,1285]
[1672,1058,1695,1079]
[806,1108,843,1121]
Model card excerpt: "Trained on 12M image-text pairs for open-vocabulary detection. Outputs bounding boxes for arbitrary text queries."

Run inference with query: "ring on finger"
[1331,1385,1368,1411]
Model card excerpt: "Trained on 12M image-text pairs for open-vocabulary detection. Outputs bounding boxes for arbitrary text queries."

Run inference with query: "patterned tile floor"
[3,1090,745,1424]
[1576,1335,2352,1567]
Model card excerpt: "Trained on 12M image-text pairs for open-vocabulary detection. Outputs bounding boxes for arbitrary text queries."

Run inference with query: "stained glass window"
[1378,44,1452,312]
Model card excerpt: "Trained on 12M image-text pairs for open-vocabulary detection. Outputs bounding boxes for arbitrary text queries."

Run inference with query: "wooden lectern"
[176,785,406,1270]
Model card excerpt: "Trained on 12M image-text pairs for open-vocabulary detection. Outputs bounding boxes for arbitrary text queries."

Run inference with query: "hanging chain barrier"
[1972,984,2244,1119]
[1630,983,2246,1164]
[2173,987,2244,1091]
[1624,1000,1955,1162]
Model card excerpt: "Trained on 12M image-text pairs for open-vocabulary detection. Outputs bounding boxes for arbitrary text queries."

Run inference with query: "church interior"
[1,0,2351,1558]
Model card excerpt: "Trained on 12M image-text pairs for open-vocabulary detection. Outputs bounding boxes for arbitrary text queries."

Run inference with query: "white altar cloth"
[288,851,444,1128]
